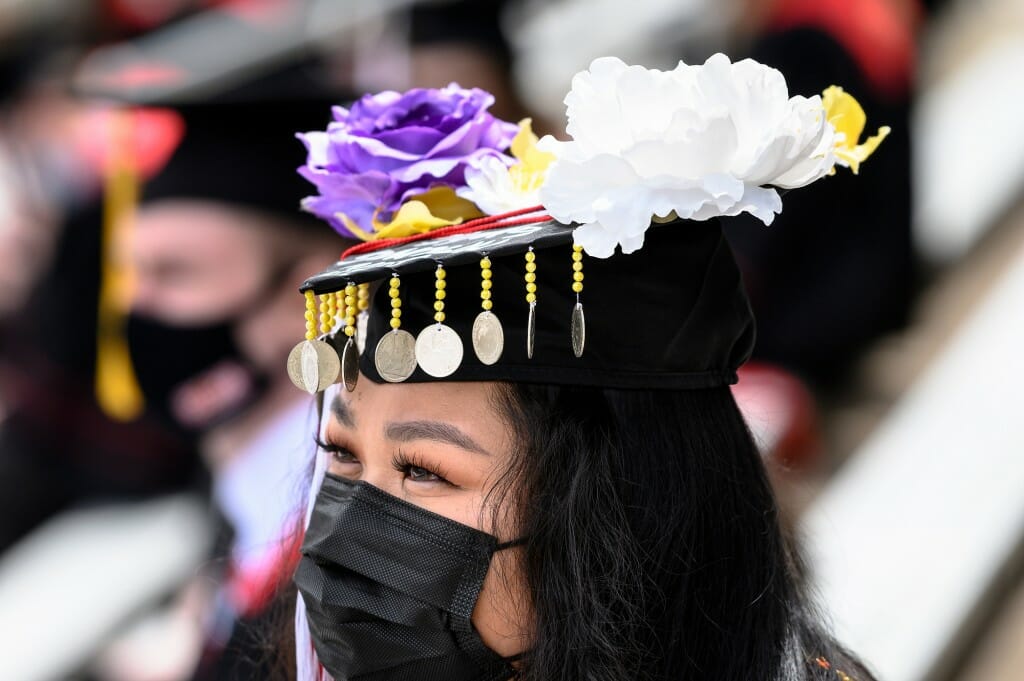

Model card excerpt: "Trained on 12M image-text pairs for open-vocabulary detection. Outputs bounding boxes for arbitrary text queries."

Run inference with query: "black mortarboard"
[273,53,886,397]
[298,216,755,391]
[139,98,333,226]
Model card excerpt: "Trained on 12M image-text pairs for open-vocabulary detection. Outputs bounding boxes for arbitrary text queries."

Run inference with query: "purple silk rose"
[298,84,518,237]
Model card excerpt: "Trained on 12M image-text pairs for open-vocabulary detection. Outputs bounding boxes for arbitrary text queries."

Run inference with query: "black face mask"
[125,312,268,434]
[295,474,521,681]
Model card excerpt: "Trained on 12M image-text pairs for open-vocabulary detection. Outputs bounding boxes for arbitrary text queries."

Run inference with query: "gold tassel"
[95,109,144,421]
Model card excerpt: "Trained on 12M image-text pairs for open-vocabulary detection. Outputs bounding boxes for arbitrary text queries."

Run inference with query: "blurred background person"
[719,0,923,474]
[106,93,344,681]
[0,0,203,556]
[723,0,920,388]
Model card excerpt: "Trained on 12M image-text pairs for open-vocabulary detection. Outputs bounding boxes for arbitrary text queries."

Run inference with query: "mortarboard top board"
[70,0,424,107]
[294,211,756,392]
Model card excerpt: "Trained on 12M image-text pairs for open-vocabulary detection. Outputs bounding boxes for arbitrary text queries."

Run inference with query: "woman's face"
[321,376,530,657]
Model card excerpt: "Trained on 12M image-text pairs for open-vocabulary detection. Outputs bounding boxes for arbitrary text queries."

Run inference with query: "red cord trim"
[339,205,551,261]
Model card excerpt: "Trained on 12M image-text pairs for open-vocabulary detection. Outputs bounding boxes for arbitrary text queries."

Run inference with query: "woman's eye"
[316,437,360,470]
[406,465,440,482]
[392,452,452,486]
[331,448,359,464]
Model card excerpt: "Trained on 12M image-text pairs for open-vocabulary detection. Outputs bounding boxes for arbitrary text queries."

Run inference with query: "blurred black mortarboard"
[70,2,361,226]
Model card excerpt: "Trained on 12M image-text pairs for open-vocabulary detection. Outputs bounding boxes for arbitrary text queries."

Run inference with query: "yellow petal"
[336,186,481,241]
[509,118,555,193]
[823,85,867,144]
[377,201,455,238]
[822,85,890,174]
[413,185,484,222]
[836,125,891,174]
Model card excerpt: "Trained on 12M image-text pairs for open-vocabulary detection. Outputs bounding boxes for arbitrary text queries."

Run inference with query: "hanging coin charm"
[472,255,504,365]
[416,324,464,377]
[287,290,340,393]
[339,283,360,392]
[525,247,537,359]
[571,304,585,357]
[375,329,417,382]
[570,245,586,357]
[415,264,464,378]
[374,275,417,383]
[287,339,341,394]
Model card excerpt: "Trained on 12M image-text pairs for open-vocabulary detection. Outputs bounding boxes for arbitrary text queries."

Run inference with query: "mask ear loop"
[495,537,528,551]
[295,386,338,681]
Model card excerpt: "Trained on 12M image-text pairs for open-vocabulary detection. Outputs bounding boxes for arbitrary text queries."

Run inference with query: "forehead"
[328,379,515,451]
[331,379,501,423]
[129,199,266,262]
[124,199,275,323]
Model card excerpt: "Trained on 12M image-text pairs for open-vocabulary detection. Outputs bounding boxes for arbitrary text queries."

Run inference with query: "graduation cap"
[72,6,355,421]
[293,213,755,393]
[283,54,890,395]
[270,54,887,396]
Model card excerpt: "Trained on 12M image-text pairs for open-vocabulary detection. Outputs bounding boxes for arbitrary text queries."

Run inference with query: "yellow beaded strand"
[303,290,317,341]
[433,264,447,323]
[571,245,584,295]
[357,283,370,314]
[318,294,333,336]
[343,283,358,338]
[480,256,493,311]
[388,275,403,330]
[334,291,345,325]
[327,291,340,331]
[525,248,537,304]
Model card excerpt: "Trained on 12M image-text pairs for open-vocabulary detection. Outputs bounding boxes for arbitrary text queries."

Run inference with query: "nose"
[128,269,160,314]
[357,461,403,498]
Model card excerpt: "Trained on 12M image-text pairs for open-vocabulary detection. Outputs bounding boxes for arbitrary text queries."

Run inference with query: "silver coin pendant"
[341,336,360,392]
[286,339,340,394]
[526,302,537,359]
[472,311,504,365]
[374,329,417,383]
[415,324,464,378]
[571,302,586,358]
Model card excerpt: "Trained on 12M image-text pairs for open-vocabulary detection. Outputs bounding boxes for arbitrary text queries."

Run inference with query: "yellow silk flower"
[339,186,484,241]
[823,85,891,174]
[507,118,556,194]
[458,119,556,215]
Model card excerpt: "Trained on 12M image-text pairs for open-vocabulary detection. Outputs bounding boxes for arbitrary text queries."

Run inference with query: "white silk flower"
[538,54,837,257]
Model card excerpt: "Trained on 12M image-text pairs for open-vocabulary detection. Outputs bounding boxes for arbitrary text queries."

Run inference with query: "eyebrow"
[330,395,356,428]
[384,421,491,457]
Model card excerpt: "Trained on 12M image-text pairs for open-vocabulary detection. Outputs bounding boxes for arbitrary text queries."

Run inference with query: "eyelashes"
[313,436,454,487]
[313,436,337,450]
[391,450,452,486]
[314,436,360,469]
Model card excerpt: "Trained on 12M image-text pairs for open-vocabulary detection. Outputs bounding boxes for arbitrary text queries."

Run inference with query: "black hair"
[492,383,875,681]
